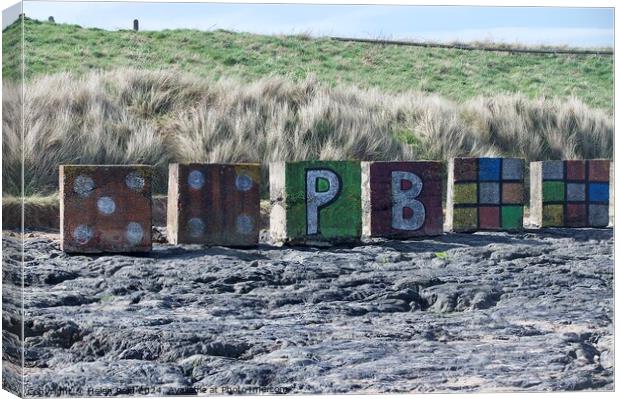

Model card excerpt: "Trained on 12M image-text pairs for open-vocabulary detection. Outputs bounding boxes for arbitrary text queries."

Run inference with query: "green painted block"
[501,205,523,230]
[452,207,478,231]
[270,161,362,243]
[453,183,477,204]
[542,204,564,226]
[543,181,565,202]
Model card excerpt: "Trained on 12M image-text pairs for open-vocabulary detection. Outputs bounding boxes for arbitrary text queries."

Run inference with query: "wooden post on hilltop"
[133,19,139,31]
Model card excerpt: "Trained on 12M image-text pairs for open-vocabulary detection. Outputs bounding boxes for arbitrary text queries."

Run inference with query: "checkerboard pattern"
[447,157,524,232]
[531,160,610,227]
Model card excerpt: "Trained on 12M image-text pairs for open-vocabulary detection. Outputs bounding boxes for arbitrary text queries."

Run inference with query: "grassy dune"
[1,18,613,198]
[2,18,613,111]
[2,69,612,197]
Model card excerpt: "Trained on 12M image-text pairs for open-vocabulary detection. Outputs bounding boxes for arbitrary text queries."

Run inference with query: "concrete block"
[543,181,565,202]
[566,203,587,227]
[542,204,564,226]
[542,160,564,180]
[529,159,612,228]
[453,183,477,204]
[447,157,524,232]
[566,160,586,180]
[478,158,500,181]
[501,158,524,180]
[589,159,611,182]
[501,183,524,204]
[453,157,477,181]
[479,206,499,229]
[270,161,361,244]
[167,163,260,246]
[361,161,443,238]
[59,165,152,253]
[566,183,585,202]
[479,182,500,204]
[589,204,609,227]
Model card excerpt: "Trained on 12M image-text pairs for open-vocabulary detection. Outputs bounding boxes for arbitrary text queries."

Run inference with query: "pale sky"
[6,1,615,47]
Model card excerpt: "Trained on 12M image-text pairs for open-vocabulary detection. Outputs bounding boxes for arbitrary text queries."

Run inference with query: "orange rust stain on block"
[60,165,153,253]
[167,163,260,246]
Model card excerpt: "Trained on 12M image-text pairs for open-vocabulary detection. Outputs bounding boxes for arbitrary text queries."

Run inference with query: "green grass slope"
[3,17,613,111]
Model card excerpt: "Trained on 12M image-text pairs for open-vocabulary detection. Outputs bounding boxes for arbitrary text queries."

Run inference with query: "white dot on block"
[236,214,253,235]
[235,173,253,192]
[125,172,145,192]
[73,175,95,197]
[187,217,205,238]
[188,170,205,190]
[96,196,116,215]
[73,224,93,245]
[125,222,144,245]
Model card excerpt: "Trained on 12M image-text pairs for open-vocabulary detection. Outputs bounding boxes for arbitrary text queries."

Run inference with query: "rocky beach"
[2,227,614,395]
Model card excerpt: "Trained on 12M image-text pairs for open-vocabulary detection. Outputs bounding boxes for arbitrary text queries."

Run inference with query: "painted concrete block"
[566,203,587,227]
[59,165,152,253]
[479,182,500,204]
[566,160,586,180]
[167,163,260,246]
[447,157,525,232]
[270,161,361,244]
[530,159,612,228]
[566,183,585,202]
[453,183,477,204]
[589,160,611,182]
[361,161,443,238]
[542,160,564,180]
[479,206,499,230]
[502,183,524,204]
[543,181,565,202]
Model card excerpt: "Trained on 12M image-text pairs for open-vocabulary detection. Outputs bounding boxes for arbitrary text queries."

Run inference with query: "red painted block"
[566,160,586,181]
[167,163,260,246]
[479,206,500,230]
[362,161,443,238]
[60,165,152,253]
[566,203,587,227]
[588,160,611,182]
[453,158,478,181]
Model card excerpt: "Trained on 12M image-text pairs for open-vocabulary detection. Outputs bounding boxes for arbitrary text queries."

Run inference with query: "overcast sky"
[11,1,615,47]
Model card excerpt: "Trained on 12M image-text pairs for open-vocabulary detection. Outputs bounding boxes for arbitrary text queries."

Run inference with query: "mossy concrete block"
[270,161,361,245]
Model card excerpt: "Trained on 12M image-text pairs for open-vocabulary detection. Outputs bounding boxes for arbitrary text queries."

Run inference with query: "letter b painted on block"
[306,169,341,234]
[391,171,425,230]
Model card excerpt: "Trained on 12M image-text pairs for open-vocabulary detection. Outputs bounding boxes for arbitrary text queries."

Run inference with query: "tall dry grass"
[2,68,613,196]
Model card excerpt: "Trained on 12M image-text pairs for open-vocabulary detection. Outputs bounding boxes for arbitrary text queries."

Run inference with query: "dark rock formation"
[2,228,614,395]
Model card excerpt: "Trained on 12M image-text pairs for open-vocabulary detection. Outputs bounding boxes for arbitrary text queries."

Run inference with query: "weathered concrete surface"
[2,227,614,396]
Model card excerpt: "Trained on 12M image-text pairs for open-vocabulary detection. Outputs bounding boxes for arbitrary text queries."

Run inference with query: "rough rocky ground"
[2,227,614,395]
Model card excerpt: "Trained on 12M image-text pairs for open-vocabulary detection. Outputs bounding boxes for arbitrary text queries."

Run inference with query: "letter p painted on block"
[306,169,341,235]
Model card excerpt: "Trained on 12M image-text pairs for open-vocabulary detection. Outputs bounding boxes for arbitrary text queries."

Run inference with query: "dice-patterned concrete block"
[167,163,260,246]
[530,159,612,228]
[361,161,443,238]
[270,161,361,244]
[59,165,152,253]
[446,157,524,232]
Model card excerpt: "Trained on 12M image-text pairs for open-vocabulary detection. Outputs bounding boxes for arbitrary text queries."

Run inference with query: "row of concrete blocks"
[59,158,613,253]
